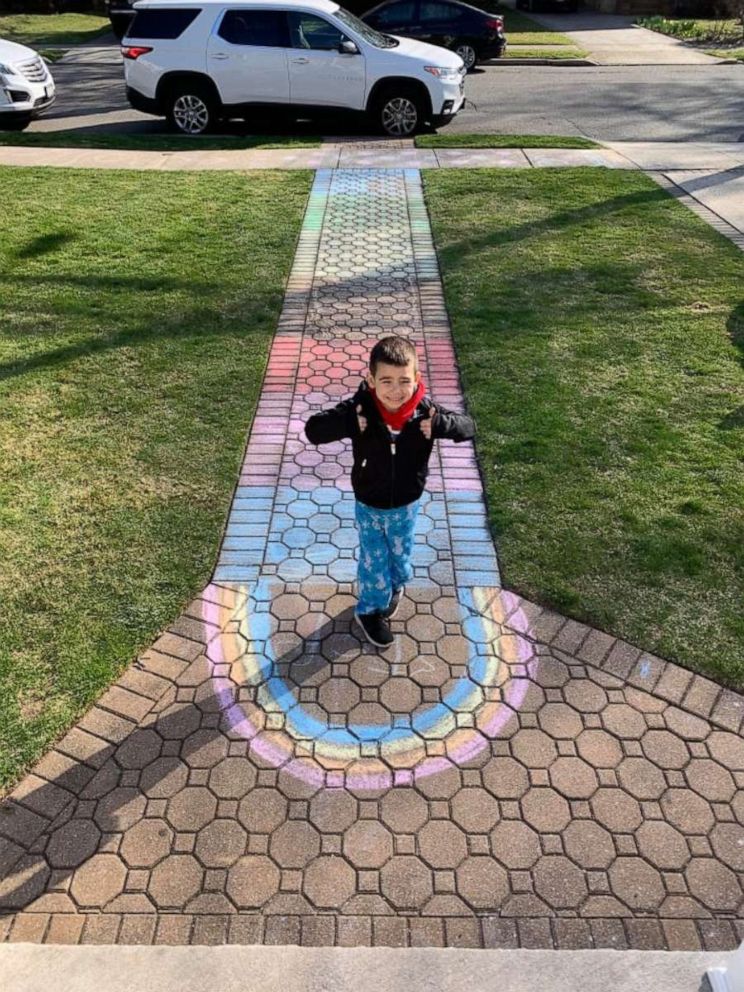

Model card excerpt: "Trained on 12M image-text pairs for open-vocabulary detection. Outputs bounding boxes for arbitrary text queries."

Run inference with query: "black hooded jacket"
[304,381,475,509]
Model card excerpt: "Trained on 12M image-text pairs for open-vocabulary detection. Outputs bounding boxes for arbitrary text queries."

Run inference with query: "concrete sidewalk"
[0,944,733,992]
[505,7,723,64]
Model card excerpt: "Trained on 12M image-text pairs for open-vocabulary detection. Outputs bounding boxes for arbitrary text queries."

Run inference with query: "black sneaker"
[355,612,394,648]
[384,586,404,619]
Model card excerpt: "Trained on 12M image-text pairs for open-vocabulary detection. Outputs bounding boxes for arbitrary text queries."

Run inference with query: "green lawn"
[417,133,599,148]
[0,167,311,794]
[0,132,321,151]
[424,168,744,689]
[504,46,587,58]
[495,6,576,45]
[0,13,110,46]
[705,47,744,60]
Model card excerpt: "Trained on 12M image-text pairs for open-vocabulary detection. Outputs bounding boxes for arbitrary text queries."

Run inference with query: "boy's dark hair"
[369,336,418,375]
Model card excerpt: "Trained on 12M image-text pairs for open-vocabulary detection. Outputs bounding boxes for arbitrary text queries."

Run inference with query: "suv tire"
[373,86,424,137]
[165,80,219,135]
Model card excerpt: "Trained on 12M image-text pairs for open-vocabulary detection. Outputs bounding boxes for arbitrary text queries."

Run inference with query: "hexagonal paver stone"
[276,762,322,801]
[318,678,361,713]
[511,730,557,769]
[538,703,583,740]
[95,788,146,832]
[532,656,570,689]
[343,821,393,869]
[272,594,308,620]
[521,788,571,834]
[563,820,615,870]
[576,730,623,768]
[490,820,541,870]
[709,731,744,770]
[270,821,320,868]
[533,856,588,910]
[563,679,607,713]
[182,730,230,768]
[415,762,461,800]
[238,789,288,834]
[665,707,709,741]
[482,758,529,799]
[456,856,509,910]
[120,819,173,868]
[380,789,429,833]
[140,757,188,798]
[419,821,467,869]
[601,704,647,740]
[348,703,391,738]
[70,854,126,908]
[685,858,742,911]
[116,728,163,770]
[195,820,247,867]
[617,757,666,801]
[608,858,665,911]
[406,615,446,643]
[227,854,281,908]
[303,855,356,909]
[591,788,642,833]
[167,787,217,832]
[156,703,201,740]
[636,821,690,870]
[438,635,470,666]
[711,823,744,871]
[451,788,500,833]
[641,730,689,770]
[309,789,358,833]
[685,759,736,803]
[380,678,422,713]
[148,854,203,909]
[380,856,433,910]
[660,789,715,835]
[46,819,101,869]
[549,757,598,800]
[209,758,257,799]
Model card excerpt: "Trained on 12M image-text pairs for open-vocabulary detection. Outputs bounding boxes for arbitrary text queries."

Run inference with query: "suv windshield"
[334,7,398,47]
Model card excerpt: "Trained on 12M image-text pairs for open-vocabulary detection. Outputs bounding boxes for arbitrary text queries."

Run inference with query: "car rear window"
[127,8,201,39]
[218,10,289,46]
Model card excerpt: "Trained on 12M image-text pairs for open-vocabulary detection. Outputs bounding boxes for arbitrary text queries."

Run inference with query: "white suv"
[122,0,465,136]
[0,38,56,131]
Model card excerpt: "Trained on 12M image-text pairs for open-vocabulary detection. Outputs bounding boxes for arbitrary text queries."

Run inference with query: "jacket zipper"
[389,438,396,508]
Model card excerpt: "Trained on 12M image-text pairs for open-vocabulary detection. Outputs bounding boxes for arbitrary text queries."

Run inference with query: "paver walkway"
[2,167,744,953]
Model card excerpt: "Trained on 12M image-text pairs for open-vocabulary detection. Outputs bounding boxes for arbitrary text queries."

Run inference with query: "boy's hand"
[356,404,368,433]
[420,406,436,439]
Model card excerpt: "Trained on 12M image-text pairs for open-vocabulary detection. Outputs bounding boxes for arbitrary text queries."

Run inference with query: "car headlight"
[424,65,462,80]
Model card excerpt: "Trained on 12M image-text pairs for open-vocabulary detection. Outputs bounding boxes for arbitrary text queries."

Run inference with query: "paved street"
[30,58,744,143]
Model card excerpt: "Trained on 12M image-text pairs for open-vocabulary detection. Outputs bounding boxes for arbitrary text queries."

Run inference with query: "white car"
[122,0,466,136]
[0,38,56,131]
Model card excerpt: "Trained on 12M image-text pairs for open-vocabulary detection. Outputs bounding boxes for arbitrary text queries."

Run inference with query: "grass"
[491,5,576,45]
[504,46,587,58]
[0,166,311,794]
[416,133,599,148]
[424,168,744,689]
[0,13,110,46]
[637,15,744,44]
[705,47,744,60]
[0,132,321,151]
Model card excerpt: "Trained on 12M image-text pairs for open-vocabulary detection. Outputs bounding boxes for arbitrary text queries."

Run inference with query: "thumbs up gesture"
[356,404,368,434]
[420,406,436,439]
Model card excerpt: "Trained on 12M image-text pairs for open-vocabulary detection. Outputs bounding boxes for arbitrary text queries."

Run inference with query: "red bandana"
[370,379,426,431]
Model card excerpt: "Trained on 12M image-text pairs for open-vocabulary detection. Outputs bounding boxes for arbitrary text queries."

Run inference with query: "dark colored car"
[362,0,505,71]
[105,0,136,41]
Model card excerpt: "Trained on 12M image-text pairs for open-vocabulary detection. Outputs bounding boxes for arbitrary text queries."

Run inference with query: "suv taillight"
[121,46,153,59]
[485,17,503,29]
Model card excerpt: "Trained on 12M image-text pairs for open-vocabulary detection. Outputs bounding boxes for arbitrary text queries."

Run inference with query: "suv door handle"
[210,52,229,59]
[290,57,310,63]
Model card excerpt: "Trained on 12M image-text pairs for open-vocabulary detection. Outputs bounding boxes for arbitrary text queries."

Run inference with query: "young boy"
[304,336,475,648]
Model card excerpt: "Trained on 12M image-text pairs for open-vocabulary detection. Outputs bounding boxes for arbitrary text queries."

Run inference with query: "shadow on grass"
[15,231,77,261]
[721,300,744,431]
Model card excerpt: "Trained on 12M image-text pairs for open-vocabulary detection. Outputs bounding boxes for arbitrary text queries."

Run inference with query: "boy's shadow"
[0,604,386,914]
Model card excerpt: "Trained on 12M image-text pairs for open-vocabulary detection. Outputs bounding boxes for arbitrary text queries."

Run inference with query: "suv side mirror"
[339,39,359,54]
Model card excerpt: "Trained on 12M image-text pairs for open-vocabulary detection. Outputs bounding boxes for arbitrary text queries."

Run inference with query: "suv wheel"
[166,83,218,135]
[454,41,477,71]
[375,89,423,137]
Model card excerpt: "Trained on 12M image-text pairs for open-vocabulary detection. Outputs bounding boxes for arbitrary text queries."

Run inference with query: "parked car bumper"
[478,38,507,59]
[0,78,56,120]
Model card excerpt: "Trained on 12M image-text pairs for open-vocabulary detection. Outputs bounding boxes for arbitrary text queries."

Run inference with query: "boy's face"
[367,359,419,412]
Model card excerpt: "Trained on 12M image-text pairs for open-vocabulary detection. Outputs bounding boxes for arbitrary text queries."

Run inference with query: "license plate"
[44,85,52,99]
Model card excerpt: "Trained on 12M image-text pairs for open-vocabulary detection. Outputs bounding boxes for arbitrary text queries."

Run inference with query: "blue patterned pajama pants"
[355,499,420,616]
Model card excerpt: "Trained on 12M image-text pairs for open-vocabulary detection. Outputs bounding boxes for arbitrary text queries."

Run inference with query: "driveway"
[504,6,724,64]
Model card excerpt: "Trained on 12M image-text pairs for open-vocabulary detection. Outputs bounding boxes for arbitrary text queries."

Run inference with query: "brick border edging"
[2,910,741,951]
[647,170,744,251]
